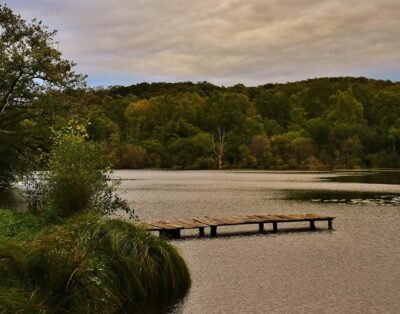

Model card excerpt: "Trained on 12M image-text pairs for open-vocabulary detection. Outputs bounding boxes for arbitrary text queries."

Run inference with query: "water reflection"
[323,170,400,185]
[0,188,26,210]
[288,190,400,206]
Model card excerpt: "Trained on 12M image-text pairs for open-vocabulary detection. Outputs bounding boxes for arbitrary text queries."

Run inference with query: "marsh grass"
[0,209,49,239]
[0,212,190,313]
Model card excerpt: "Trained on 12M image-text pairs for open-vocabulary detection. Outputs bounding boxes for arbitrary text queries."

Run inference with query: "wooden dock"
[145,214,335,239]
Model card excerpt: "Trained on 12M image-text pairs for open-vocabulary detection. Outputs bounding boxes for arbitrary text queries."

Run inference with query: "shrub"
[23,124,134,219]
[0,213,191,313]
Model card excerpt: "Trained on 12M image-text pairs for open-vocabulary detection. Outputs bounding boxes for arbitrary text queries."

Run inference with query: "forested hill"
[109,77,393,100]
[39,77,400,170]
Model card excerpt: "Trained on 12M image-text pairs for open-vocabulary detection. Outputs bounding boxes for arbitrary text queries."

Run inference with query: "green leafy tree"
[288,94,308,130]
[249,134,273,169]
[327,89,364,125]
[168,132,213,169]
[238,144,257,168]
[338,136,364,168]
[291,137,315,165]
[389,120,400,156]
[306,117,330,146]
[0,5,84,186]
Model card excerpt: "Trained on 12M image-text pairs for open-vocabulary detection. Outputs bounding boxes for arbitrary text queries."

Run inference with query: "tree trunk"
[212,127,227,170]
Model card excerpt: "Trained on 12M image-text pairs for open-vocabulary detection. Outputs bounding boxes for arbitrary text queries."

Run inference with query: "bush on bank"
[24,124,133,219]
[0,124,191,313]
[0,211,190,313]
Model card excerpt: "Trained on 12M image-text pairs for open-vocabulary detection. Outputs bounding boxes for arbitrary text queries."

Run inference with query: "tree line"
[38,77,399,171]
[3,77,400,181]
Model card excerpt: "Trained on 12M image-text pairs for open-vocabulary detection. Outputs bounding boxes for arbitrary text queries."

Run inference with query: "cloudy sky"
[10,0,400,86]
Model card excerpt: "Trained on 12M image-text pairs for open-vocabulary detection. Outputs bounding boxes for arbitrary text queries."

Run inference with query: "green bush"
[24,124,134,219]
[5,124,191,313]
[0,213,190,313]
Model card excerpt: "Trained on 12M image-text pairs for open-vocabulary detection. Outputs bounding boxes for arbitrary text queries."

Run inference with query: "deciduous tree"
[0,5,85,186]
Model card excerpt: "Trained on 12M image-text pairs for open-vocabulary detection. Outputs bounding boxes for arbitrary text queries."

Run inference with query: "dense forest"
[2,77,400,179]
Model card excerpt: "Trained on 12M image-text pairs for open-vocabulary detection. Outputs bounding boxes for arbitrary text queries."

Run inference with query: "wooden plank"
[254,215,286,221]
[145,213,335,232]
[277,215,317,221]
[148,222,175,230]
[167,219,198,229]
[231,215,259,223]
[261,214,330,222]
[304,213,324,219]
[219,215,246,223]
[175,218,209,228]
[226,215,262,224]
[193,217,219,226]
[159,220,186,229]
[275,215,291,220]
[293,214,321,220]
[206,216,246,225]
[228,215,265,224]
[149,221,183,230]
[305,215,336,221]
[304,214,335,220]
[145,223,162,231]
[243,215,268,222]
[283,215,309,220]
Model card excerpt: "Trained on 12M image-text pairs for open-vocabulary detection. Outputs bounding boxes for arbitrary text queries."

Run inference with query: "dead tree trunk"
[212,127,227,170]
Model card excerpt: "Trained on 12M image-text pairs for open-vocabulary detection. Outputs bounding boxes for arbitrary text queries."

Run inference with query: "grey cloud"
[10,0,400,85]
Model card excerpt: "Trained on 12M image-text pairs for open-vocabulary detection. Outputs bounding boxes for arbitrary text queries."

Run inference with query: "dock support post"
[199,227,205,237]
[174,229,181,239]
[328,219,333,230]
[272,222,278,233]
[210,226,217,237]
[159,230,178,239]
[259,223,264,233]
[310,220,316,231]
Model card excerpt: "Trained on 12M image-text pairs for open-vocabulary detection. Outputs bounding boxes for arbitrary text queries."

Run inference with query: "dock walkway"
[145,213,335,239]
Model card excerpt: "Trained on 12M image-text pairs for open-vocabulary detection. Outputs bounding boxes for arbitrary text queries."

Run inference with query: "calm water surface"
[1,170,400,313]
[116,170,400,314]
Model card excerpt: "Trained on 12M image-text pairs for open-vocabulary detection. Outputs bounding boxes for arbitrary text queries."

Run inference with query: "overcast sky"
[9,0,400,86]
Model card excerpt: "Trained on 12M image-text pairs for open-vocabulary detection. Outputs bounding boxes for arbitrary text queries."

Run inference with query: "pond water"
[0,188,26,210]
[2,170,400,313]
[116,170,400,314]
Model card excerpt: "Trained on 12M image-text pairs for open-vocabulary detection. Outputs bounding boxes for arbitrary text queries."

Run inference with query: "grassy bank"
[0,209,190,313]
[0,209,49,239]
